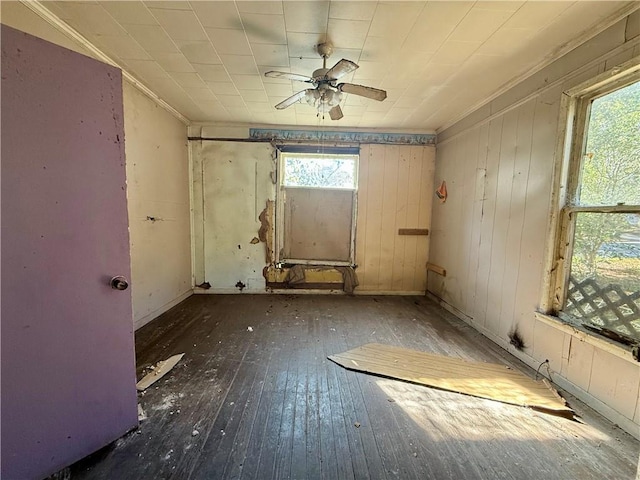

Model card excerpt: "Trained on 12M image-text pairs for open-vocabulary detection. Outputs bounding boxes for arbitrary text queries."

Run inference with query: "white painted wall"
[430,15,640,437]
[192,141,435,294]
[194,141,276,293]
[2,3,193,329]
[123,82,192,329]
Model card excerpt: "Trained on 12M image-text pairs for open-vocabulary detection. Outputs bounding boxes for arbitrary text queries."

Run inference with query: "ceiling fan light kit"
[265,42,387,121]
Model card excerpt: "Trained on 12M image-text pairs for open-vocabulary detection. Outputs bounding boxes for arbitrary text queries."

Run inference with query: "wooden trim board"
[328,343,575,419]
[398,228,429,235]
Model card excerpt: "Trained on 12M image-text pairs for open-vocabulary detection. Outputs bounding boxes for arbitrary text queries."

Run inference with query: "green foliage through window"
[282,154,357,189]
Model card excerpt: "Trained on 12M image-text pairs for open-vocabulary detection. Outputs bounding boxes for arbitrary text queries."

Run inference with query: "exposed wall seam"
[20,0,190,126]
[438,42,640,147]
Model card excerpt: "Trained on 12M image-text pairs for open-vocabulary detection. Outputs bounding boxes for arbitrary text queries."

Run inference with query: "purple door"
[1,26,138,479]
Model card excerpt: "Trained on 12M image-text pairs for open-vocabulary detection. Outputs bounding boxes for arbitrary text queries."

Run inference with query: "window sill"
[534,312,638,364]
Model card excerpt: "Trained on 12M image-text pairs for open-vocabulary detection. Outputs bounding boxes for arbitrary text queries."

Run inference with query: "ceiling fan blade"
[265,71,314,83]
[338,83,387,101]
[274,90,308,110]
[329,105,343,121]
[325,59,359,80]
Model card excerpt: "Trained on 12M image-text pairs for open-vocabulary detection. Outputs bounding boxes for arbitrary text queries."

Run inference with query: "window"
[551,71,640,344]
[276,149,358,265]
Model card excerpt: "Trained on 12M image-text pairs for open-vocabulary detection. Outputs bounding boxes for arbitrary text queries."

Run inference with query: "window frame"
[543,59,640,340]
[275,148,359,267]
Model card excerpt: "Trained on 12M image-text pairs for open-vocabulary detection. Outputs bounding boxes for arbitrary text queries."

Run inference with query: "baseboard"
[425,290,640,440]
[193,288,426,296]
[134,290,193,330]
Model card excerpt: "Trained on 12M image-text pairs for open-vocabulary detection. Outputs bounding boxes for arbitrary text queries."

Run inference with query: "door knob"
[110,276,129,290]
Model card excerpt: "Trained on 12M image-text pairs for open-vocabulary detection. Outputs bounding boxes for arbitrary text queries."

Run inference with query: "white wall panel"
[430,18,640,436]
[123,81,192,329]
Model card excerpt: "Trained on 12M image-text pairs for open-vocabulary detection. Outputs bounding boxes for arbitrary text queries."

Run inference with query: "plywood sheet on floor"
[329,343,574,417]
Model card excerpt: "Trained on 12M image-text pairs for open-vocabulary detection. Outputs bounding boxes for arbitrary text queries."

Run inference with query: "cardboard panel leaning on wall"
[199,141,276,293]
[123,81,192,329]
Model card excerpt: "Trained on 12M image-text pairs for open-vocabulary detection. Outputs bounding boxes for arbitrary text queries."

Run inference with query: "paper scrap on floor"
[328,343,574,419]
[136,353,185,391]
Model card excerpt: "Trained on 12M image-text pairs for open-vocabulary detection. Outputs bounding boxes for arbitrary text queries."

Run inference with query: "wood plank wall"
[428,17,640,437]
[355,144,435,293]
[193,142,435,294]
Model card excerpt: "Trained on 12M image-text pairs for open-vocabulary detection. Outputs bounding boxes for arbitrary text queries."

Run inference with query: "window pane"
[579,81,640,206]
[564,212,640,341]
[283,154,357,188]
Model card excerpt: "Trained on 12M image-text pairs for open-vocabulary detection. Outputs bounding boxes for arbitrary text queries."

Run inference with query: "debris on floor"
[137,404,147,422]
[136,353,185,391]
[329,343,575,419]
[354,422,361,428]
[247,326,254,332]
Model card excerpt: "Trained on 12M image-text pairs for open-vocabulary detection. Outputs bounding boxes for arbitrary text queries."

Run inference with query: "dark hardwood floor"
[69,294,639,479]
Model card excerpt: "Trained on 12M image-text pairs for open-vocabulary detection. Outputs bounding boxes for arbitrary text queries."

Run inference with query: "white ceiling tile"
[264,83,294,97]
[341,105,367,116]
[327,19,369,50]
[286,33,327,58]
[289,57,324,74]
[205,28,252,55]
[219,54,259,74]
[60,3,129,36]
[177,41,221,65]
[186,88,218,103]
[368,2,424,37]
[251,44,290,67]
[195,64,232,83]
[172,72,208,88]
[99,1,158,25]
[127,25,180,53]
[230,75,265,90]
[394,96,425,109]
[207,82,240,95]
[504,2,573,30]
[155,53,196,72]
[144,2,192,11]
[149,8,208,41]
[241,12,287,45]
[476,27,537,56]
[329,1,377,21]
[40,0,634,129]
[430,40,481,66]
[237,1,284,15]
[92,34,151,61]
[247,102,274,113]
[240,90,269,102]
[217,95,247,107]
[191,1,242,29]
[449,8,514,43]
[351,61,390,80]
[283,1,329,34]
[365,100,394,113]
[403,2,474,54]
[361,36,404,62]
[124,59,171,79]
[344,94,372,107]
[480,1,525,12]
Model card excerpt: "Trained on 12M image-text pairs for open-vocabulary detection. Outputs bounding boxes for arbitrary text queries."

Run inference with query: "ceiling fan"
[264,42,387,120]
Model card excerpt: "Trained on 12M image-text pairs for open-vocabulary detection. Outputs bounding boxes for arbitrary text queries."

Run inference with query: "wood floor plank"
[67,295,639,480]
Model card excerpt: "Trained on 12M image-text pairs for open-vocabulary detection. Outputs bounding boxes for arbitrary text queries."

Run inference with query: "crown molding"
[20,0,189,125]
